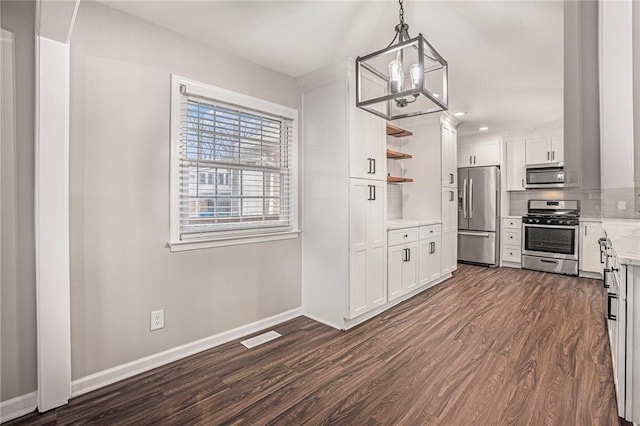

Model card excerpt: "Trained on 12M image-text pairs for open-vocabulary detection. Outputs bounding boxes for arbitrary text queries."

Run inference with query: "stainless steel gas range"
[521,200,580,276]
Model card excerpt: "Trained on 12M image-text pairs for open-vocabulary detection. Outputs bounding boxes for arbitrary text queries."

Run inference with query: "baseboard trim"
[0,391,37,423]
[70,307,303,398]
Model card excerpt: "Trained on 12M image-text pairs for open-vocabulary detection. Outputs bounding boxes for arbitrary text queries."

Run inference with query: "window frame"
[168,75,299,251]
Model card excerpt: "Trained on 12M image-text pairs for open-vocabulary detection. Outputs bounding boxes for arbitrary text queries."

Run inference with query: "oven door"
[522,224,579,260]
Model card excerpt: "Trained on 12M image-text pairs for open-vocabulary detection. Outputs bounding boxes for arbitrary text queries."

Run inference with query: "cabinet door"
[580,222,603,273]
[457,143,474,168]
[349,107,385,180]
[367,182,387,308]
[388,244,405,301]
[403,243,418,292]
[441,188,458,274]
[418,239,431,287]
[441,124,457,187]
[525,137,552,165]
[349,181,369,317]
[506,140,526,191]
[349,180,386,318]
[551,135,564,164]
[429,238,442,281]
[473,140,500,167]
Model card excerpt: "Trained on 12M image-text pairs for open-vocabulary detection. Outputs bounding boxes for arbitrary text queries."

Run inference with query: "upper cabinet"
[350,108,386,180]
[457,139,500,167]
[506,139,526,191]
[441,121,457,187]
[525,135,563,166]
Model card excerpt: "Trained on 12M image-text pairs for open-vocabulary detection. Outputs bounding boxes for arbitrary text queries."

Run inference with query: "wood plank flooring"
[6,265,621,425]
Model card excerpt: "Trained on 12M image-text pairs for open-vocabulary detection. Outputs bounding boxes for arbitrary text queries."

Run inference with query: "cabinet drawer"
[388,228,418,246]
[503,218,522,229]
[419,225,441,240]
[503,230,521,247]
[502,245,521,262]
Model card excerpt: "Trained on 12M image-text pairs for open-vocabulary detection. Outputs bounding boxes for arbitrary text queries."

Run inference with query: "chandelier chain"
[398,0,404,25]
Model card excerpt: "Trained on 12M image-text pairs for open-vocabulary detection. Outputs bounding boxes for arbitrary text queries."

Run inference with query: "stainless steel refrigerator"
[457,166,500,266]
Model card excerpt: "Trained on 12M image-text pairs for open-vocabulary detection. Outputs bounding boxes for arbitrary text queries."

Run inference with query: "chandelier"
[355,0,448,120]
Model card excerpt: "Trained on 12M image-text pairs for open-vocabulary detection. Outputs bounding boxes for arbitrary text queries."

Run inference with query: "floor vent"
[241,330,282,349]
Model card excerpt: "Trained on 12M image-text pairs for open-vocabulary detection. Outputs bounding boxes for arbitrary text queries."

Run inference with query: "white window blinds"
[177,85,294,240]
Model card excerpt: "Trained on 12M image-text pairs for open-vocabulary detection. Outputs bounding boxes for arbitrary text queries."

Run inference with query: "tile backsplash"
[509,188,602,217]
[387,184,403,219]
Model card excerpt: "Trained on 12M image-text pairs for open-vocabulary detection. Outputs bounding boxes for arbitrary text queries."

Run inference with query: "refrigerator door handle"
[462,178,467,219]
[469,178,473,219]
[459,231,490,237]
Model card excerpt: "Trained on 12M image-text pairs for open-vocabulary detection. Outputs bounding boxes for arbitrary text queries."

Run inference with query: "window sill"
[167,230,301,252]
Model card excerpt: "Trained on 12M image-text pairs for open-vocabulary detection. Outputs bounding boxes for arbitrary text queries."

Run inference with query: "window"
[169,75,299,250]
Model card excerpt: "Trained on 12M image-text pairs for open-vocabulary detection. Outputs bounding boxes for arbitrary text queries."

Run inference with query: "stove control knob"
[557,220,564,224]
[534,219,540,223]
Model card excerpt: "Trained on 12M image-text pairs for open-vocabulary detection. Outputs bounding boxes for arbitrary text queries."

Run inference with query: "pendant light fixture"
[356,0,448,120]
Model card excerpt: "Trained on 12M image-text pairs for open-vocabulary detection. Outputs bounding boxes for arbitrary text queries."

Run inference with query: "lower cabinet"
[501,217,522,266]
[388,225,442,301]
[580,221,603,274]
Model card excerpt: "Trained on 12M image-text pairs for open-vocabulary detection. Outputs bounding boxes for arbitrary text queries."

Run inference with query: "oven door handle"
[540,259,559,264]
[522,224,578,230]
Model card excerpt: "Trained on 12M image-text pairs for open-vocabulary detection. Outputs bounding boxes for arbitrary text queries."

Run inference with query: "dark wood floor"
[7,265,620,425]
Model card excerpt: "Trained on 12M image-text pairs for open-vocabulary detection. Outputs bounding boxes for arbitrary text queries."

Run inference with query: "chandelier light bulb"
[388,60,403,94]
[409,63,421,88]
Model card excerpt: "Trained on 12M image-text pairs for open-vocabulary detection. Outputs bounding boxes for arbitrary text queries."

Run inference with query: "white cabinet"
[579,221,603,274]
[441,188,458,274]
[441,122,457,187]
[501,218,522,265]
[301,60,388,329]
[350,108,386,180]
[388,224,441,300]
[525,136,563,166]
[457,139,500,167]
[388,240,418,301]
[419,234,441,286]
[505,139,526,191]
[349,180,387,318]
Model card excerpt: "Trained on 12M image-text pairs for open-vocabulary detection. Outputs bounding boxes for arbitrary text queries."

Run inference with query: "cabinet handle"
[547,151,550,161]
[430,242,435,254]
[469,155,472,165]
[371,185,376,201]
[407,248,411,262]
[604,270,609,288]
[372,158,376,175]
[367,185,374,201]
[474,155,476,165]
[449,173,454,184]
[449,191,454,202]
[607,293,618,321]
[585,227,587,236]
[522,178,525,188]
[367,158,373,174]
[552,151,555,161]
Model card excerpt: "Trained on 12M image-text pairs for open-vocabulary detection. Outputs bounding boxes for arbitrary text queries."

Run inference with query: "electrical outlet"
[150,310,164,331]
[618,201,627,210]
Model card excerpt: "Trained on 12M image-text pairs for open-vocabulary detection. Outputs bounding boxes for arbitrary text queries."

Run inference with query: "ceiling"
[99,0,564,136]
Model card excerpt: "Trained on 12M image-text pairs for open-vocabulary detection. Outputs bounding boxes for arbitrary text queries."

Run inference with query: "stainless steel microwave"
[525,166,565,188]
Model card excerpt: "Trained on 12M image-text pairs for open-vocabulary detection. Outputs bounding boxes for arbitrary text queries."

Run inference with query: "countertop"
[604,220,640,266]
[387,219,441,230]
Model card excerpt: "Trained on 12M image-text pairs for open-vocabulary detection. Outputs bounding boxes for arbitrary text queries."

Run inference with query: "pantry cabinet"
[349,180,387,317]
[441,122,457,187]
[300,60,388,329]
[441,188,458,274]
[457,139,500,167]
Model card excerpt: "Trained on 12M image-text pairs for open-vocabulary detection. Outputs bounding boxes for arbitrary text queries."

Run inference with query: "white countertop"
[502,215,521,220]
[604,220,640,266]
[387,219,441,230]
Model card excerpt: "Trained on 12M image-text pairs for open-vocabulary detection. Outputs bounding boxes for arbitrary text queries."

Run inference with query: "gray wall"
[69,1,301,378]
[0,0,37,402]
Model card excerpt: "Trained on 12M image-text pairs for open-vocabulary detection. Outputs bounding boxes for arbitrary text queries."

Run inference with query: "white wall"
[0,0,37,402]
[69,1,301,379]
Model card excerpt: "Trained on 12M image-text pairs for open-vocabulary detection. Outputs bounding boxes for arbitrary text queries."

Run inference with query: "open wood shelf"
[387,176,414,183]
[386,123,413,138]
[386,149,413,160]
